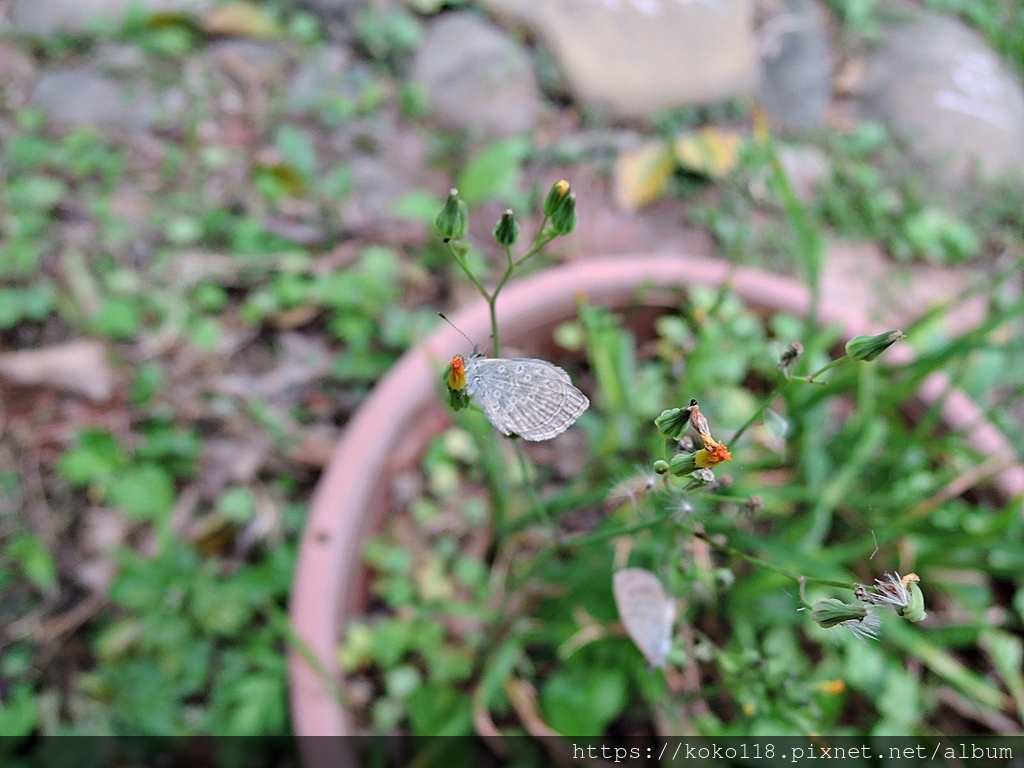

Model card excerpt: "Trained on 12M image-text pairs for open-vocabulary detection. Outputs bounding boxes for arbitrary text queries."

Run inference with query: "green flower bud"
[811,598,869,629]
[655,406,690,440]
[493,209,520,247]
[543,179,571,218]
[434,188,468,243]
[550,191,577,235]
[667,451,698,476]
[845,330,905,362]
[653,459,670,475]
[898,580,927,623]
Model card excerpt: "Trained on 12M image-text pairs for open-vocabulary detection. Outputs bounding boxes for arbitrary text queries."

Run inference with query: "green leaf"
[57,429,129,487]
[0,290,25,329]
[189,574,261,637]
[108,464,176,521]
[93,618,145,661]
[130,362,165,405]
[22,284,56,321]
[874,662,922,734]
[5,534,58,593]
[225,674,287,735]
[12,174,67,209]
[428,644,474,684]
[0,284,57,329]
[163,636,214,698]
[407,682,474,736]
[391,189,444,221]
[338,622,374,671]
[979,629,1024,722]
[0,683,39,738]
[355,7,422,60]
[9,134,55,170]
[105,660,181,735]
[318,164,353,198]
[93,296,142,339]
[275,124,318,181]
[137,422,201,475]
[188,316,222,350]
[385,664,422,699]
[540,666,628,736]
[164,215,204,245]
[216,486,257,523]
[370,618,414,668]
[456,137,530,205]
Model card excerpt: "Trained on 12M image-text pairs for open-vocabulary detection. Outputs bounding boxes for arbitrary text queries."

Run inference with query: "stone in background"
[477,0,758,120]
[855,10,1024,183]
[411,11,542,138]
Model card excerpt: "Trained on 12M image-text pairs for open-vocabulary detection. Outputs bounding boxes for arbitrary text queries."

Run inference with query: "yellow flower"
[817,679,846,695]
[447,354,467,391]
[543,179,571,216]
[695,442,732,467]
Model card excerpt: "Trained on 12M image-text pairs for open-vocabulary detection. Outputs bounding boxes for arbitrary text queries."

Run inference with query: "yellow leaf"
[417,555,454,601]
[254,163,306,196]
[673,127,744,180]
[612,141,675,211]
[147,12,200,31]
[201,2,280,39]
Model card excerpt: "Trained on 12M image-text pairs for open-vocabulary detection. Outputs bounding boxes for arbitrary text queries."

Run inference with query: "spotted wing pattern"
[612,568,675,669]
[463,357,589,441]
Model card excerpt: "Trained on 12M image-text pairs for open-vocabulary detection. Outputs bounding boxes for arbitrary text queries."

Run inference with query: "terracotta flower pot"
[288,254,1024,736]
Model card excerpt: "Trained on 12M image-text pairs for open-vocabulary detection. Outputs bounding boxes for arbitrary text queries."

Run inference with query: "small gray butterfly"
[449,354,589,442]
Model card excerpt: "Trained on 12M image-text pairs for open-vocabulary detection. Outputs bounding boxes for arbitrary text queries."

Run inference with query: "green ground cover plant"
[337,175,1024,746]
[0,0,1022,747]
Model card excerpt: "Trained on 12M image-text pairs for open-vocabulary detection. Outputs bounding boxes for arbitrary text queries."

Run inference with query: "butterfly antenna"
[438,312,481,355]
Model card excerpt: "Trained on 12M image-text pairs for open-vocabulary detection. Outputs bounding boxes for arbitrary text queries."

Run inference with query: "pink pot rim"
[288,254,1024,736]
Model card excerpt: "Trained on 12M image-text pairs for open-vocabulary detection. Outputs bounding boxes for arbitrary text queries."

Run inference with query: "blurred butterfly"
[612,568,675,669]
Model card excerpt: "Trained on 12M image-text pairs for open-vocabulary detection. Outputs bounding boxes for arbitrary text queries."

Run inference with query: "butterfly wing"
[465,358,588,441]
[613,568,675,669]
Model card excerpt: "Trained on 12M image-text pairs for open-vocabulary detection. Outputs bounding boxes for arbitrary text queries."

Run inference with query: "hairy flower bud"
[655,403,694,440]
[543,179,571,218]
[434,188,468,243]
[667,452,698,476]
[845,330,905,362]
[549,191,577,235]
[811,598,869,629]
[493,209,520,247]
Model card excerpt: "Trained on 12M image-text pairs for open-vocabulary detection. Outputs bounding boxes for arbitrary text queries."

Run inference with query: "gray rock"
[411,12,541,138]
[11,0,210,35]
[93,43,150,73]
[857,10,1024,182]
[294,0,364,42]
[286,44,360,116]
[0,41,38,111]
[757,0,829,131]
[476,0,757,120]
[203,39,292,84]
[335,116,442,228]
[32,68,155,129]
[296,0,363,20]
